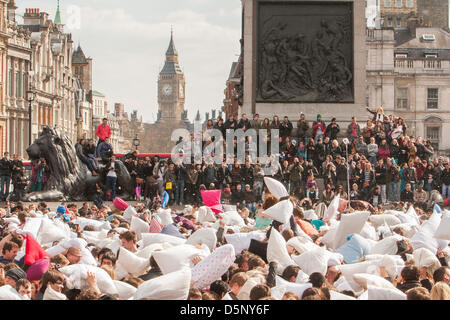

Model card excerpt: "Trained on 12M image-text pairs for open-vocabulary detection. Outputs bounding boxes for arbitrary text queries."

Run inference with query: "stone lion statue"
[23,126,134,202]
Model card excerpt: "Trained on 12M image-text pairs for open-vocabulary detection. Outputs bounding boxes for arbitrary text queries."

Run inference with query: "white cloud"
[17,0,242,123]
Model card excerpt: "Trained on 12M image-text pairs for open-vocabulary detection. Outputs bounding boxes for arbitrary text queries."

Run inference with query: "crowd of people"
[0,109,448,301]
[0,175,448,300]
[110,109,449,216]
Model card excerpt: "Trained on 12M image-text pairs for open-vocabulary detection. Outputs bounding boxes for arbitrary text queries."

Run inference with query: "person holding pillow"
[119,231,138,253]
[65,247,82,265]
[226,272,248,300]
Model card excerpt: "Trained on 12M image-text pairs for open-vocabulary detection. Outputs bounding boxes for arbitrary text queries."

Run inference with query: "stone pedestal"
[141,120,190,154]
[241,0,367,125]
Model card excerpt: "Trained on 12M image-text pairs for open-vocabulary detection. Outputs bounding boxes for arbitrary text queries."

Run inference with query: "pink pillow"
[201,190,223,214]
[113,198,129,211]
[27,258,50,281]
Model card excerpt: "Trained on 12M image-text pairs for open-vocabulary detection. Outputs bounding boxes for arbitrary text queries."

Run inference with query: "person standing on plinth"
[96,118,111,157]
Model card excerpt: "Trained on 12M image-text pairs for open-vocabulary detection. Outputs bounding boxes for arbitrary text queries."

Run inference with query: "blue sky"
[17,0,242,122]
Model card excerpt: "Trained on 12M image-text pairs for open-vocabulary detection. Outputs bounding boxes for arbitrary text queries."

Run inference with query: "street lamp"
[27,90,36,147]
[133,134,140,151]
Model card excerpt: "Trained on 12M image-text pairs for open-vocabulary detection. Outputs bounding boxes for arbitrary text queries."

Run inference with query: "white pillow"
[370,235,402,255]
[105,239,121,256]
[221,211,245,227]
[123,206,138,223]
[130,216,150,241]
[263,200,293,225]
[82,230,108,240]
[237,277,262,300]
[4,217,21,225]
[275,276,312,299]
[222,205,237,213]
[286,236,317,255]
[324,195,340,222]
[141,233,186,247]
[303,210,318,221]
[136,243,166,260]
[410,211,443,254]
[22,218,43,239]
[369,214,402,228]
[367,285,406,300]
[295,269,310,283]
[353,273,396,290]
[114,227,129,234]
[197,206,217,224]
[413,247,442,273]
[115,247,150,278]
[192,244,236,290]
[46,238,88,256]
[335,278,355,294]
[38,218,71,244]
[186,228,217,251]
[434,213,450,241]
[59,264,118,295]
[152,244,209,275]
[330,290,357,300]
[0,285,23,300]
[392,223,419,238]
[320,225,338,249]
[359,222,378,241]
[73,217,111,231]
[378,255,405,279]
[155,209,173,227]
[331,211,371,249]
[80,247,97,266]
[388,207,420,226]
[224,231,266,254]
[337,261,382,292]
[264,177,289,200]
[357,290,369,300]
[271,285,286,300]
[267,228,295,272]
[113,280,137,300]
[292,247,328,276]
[134,268,191,300]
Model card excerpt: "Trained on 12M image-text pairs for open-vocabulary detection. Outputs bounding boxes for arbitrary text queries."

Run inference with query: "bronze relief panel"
[257,1,354,103]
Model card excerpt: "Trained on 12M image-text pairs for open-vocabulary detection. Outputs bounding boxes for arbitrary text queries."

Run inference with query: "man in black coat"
[0,152,12,200]
[325,118,340,141]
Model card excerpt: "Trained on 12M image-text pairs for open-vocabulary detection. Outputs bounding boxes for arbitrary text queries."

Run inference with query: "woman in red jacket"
[378,139,390,161]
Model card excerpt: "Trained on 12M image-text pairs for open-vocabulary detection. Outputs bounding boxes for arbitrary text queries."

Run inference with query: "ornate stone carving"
[256,2,354,103]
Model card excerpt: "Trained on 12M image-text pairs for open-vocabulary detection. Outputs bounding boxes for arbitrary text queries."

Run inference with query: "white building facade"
[366,26,450,154]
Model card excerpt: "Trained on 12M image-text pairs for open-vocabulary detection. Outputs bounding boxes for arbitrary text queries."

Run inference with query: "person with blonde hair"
[430,282,450,300]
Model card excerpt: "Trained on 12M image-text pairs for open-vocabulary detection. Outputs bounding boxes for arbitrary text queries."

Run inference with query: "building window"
[426,126,440,151]
[396,17,402,27]
[387,16,393,27]
[395,0,402,8]
[8,70,13,97]
[23,74,27,99]
[425,53,438,59]
[427,88,439,109]
[15,72,20,98]
[384,0,392,8]
[405,0,414,8]
[366,87,370,107]
[396,88,408,109]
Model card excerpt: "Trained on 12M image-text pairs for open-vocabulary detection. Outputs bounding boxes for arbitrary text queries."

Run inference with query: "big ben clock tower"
[157,30,186,122]
[141,30,191,153]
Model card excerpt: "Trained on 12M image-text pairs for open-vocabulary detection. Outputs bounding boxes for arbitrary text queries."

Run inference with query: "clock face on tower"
[162,84,173,96]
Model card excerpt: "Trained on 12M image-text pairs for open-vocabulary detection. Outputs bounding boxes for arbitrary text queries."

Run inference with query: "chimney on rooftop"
[23,8,42,26]
[407,17,419,38]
